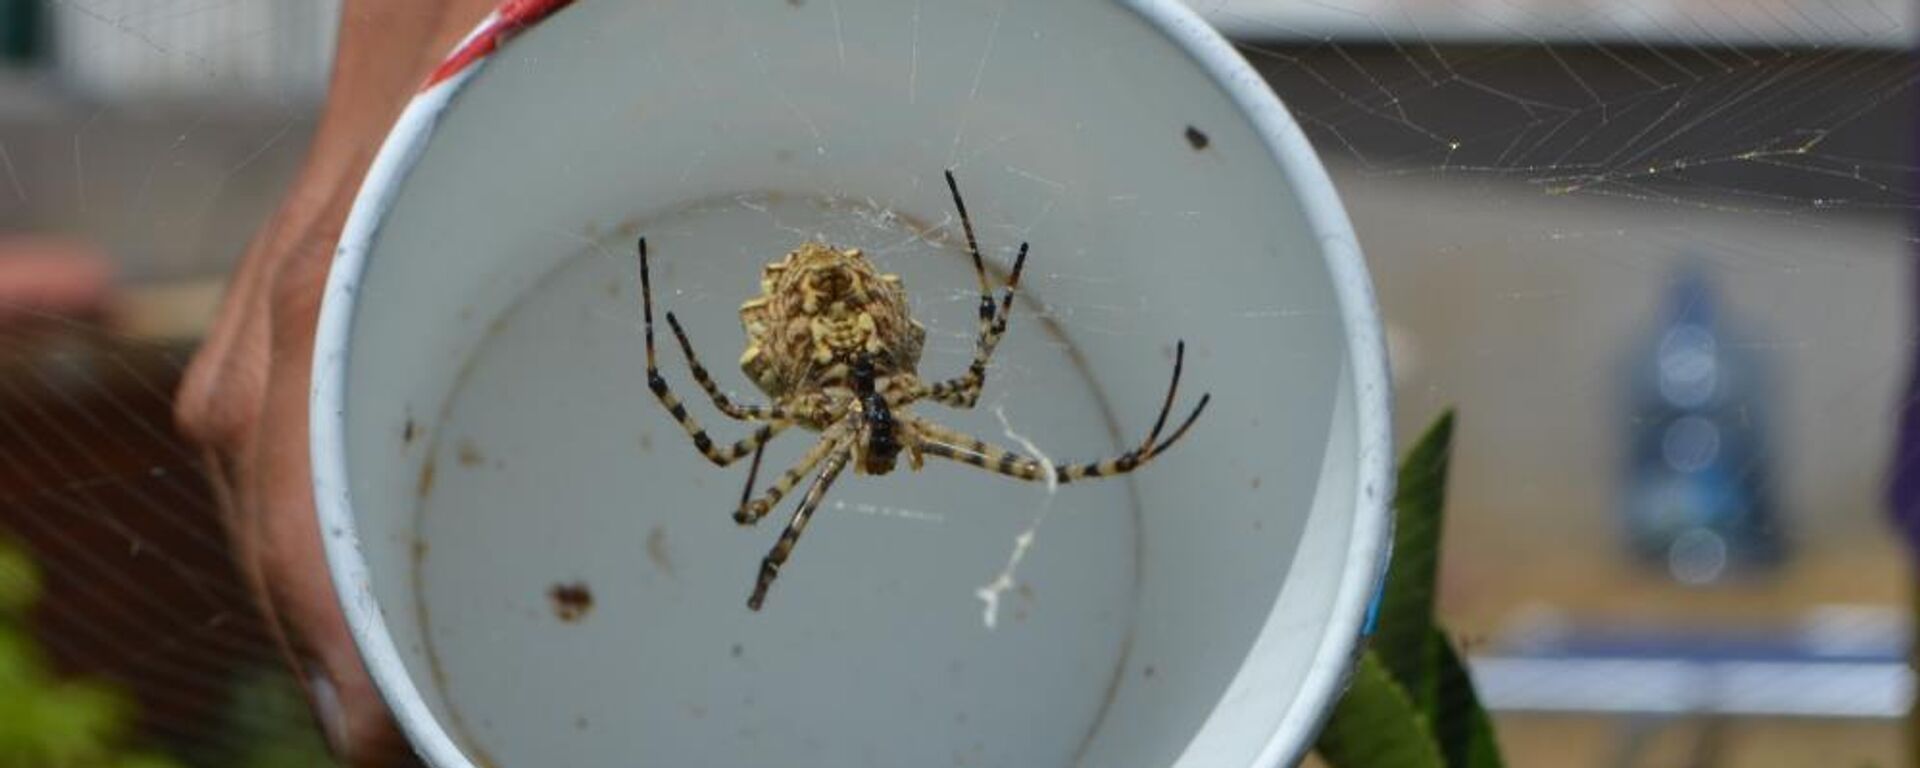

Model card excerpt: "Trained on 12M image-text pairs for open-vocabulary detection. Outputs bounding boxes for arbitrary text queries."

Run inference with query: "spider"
[636,171,1210,610]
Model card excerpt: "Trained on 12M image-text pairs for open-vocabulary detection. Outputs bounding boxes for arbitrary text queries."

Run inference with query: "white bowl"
[312,1,1392,766]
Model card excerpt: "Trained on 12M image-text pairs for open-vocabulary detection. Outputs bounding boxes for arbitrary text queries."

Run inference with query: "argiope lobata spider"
[637,171,1210,610]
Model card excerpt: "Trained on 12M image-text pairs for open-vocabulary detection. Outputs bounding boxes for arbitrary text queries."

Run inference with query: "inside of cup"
[335,2,1375,766]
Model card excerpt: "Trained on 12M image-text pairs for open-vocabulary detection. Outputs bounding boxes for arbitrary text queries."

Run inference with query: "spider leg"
[946,169,992,298]
[1140,340,1189,448]
[737,441,769,516]
[911,342,1209,483]
[734,426,851,525]
[915,402,1206,483]
[664,312,789,421]
[748,446,851,611]
[923,170,1031,409]
[638,236,787,465]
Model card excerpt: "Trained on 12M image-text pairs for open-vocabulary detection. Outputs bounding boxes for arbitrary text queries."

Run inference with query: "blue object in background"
[1621,263,1782,583]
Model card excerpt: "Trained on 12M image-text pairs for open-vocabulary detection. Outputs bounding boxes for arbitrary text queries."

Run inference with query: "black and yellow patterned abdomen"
[737,242,926,398]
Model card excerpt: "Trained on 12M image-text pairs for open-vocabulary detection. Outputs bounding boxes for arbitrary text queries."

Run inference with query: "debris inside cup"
[549,582,595,622]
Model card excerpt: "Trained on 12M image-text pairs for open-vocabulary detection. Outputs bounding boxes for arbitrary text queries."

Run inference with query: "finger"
[175,223,275,454]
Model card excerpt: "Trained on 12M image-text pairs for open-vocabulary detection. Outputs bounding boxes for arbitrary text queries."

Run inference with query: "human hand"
[175,1,495,764]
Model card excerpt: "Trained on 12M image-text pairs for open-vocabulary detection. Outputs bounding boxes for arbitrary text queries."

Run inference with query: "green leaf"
[0,539,40,616]
[1315,650,1446,768]
[1375,410,1456,707]
[112,751,190,768]
[1319,408,1505,768]
[0,625,47,692]
[1427,626,1504,768]
[220,667,339,768]
[29,680,133,763]
[0,539,193,768]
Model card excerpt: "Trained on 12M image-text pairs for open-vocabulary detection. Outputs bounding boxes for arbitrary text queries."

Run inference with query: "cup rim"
[310,2,1393,766]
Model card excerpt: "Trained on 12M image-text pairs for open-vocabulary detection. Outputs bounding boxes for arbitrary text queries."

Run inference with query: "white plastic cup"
[313,1,1392,766]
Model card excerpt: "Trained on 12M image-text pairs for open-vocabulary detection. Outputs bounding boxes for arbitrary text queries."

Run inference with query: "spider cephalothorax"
[638,171,1210,610]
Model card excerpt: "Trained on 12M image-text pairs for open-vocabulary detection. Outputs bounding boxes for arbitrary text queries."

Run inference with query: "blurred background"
[0,0,1910,766]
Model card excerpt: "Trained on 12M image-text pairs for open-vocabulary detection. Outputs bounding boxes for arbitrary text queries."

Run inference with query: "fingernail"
[306,661,349,757]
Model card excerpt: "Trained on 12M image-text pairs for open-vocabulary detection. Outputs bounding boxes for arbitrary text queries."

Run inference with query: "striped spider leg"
[748,436,853,610]
[638,237,789,492]
[914,341,1210,485]
[918,170,1030,409]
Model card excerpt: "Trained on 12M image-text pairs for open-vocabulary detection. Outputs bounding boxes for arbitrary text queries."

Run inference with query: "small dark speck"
[1250,476,1262,490]
[574,716,590,730]
[412,539,429,563]
[1184,125,1210,150]
[1143,664,1157,679]
[731,643,744,659]
[403,419,417,444]
[549,582,594,622]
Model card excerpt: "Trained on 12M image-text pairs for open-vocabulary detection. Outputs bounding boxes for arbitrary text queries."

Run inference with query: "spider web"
[0,0,1910,765]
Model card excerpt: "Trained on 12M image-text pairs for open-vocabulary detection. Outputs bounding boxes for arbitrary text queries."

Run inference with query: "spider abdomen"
[738,242,926,398]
